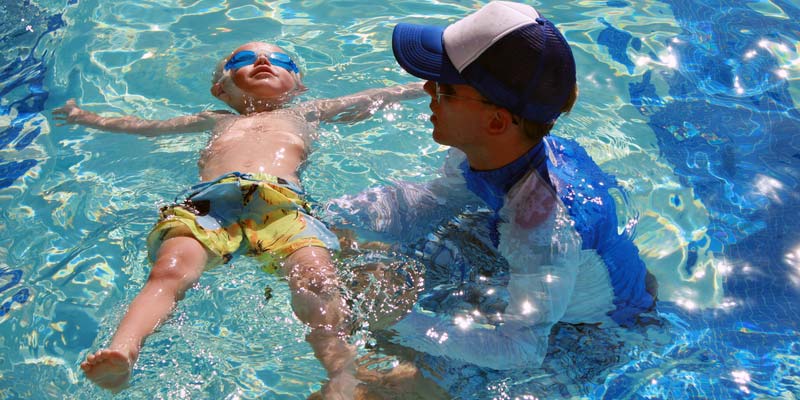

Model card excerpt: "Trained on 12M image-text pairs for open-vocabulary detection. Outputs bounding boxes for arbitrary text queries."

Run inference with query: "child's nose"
[254,53,271,66]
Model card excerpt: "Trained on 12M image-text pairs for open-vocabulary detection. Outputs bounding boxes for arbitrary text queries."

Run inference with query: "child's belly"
[198,133,307,185]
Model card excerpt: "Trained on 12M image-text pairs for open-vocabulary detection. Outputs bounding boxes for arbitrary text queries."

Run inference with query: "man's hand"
[333,227,393,257]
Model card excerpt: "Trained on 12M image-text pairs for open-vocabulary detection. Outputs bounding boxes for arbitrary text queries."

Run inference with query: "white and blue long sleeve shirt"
[324,136,655,370]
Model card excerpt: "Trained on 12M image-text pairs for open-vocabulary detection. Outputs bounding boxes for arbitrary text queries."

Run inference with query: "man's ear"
[487,108,513,135]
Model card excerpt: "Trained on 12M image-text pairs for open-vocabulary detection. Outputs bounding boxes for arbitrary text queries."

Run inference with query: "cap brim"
[392,23,466,84]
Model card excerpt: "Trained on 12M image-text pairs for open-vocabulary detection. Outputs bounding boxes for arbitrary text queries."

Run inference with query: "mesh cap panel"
[461,21,576,123]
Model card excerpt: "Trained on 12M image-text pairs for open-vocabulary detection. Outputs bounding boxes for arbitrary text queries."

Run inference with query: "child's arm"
[299,81,425,123]
[53,99,232,136]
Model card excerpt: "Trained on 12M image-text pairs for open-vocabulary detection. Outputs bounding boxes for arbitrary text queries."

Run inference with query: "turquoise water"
[1,0,799,399]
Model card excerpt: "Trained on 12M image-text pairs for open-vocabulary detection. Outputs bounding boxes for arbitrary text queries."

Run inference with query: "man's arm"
[322,148,477,246]
[323,179,462,244]
[389,170,584,370]
[53,99,231,136]
[389,249,580,370]
[299,82,425,123]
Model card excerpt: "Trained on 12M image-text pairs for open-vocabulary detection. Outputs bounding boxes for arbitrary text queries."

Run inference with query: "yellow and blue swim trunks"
[146,172,340,273]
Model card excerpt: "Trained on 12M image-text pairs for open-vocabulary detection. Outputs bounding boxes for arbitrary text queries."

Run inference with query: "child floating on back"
[54,41,424,398]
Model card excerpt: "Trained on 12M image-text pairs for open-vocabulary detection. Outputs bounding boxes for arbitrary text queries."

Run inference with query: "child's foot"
[80,349,134,391]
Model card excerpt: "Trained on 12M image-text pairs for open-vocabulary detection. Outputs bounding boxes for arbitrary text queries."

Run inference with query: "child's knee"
[290,268,339,298]
[285,247,338,292]
[150,236,209,285]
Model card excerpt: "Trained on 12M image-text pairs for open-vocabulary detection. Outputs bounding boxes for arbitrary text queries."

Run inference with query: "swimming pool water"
[1,0,798,399]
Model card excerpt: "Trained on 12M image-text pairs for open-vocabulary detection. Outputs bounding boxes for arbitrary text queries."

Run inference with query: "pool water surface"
[0,0,798,399]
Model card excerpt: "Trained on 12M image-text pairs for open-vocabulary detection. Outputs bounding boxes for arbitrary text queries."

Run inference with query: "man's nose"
[423,80,436,99]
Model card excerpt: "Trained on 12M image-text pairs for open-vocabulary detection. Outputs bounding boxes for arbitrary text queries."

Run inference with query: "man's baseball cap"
[392,1,576,124]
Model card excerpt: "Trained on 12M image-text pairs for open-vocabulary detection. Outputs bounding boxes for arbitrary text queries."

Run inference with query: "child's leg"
[81,235,209,391]
[283,246,358,399]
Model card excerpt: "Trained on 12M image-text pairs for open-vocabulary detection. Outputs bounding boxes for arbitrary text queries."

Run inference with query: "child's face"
[222,42,302,106]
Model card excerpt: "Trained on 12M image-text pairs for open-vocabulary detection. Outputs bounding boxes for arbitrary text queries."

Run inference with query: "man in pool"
[325,1,658,393]
[53,41,424,398]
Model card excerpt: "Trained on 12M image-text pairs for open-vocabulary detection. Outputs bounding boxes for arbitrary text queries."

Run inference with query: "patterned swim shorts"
[146,172,340,273]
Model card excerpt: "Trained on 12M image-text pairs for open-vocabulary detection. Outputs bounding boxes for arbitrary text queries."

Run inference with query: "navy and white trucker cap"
[392,1,576,124]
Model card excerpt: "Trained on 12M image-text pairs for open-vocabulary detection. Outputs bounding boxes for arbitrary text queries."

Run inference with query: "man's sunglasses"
[434,82,519,124]
[433,82,493,104]
[224,50,299,73]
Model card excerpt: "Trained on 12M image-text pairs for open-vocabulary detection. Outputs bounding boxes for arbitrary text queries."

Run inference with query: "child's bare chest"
[212,111,313,148]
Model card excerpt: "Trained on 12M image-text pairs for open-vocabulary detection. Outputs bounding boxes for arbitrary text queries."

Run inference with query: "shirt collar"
[460,141,551,212]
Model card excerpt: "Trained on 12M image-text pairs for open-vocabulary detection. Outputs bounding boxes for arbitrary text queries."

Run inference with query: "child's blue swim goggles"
[224,50,299,73]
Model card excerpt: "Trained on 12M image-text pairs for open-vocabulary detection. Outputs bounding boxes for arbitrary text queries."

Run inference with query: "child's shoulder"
[201,110,237,117]
[196,109,239,126]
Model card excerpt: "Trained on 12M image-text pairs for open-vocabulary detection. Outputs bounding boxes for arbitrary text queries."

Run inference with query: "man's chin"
[431,131,448,146]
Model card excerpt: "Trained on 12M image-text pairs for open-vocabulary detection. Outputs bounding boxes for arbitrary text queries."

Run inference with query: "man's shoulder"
[545,136,614,195]
[544,136,621,238]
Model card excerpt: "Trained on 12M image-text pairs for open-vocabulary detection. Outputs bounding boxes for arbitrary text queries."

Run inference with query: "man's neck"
[466,137,540,171]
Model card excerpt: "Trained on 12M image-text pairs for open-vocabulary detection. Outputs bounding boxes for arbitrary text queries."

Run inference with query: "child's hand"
[52,99,88,125]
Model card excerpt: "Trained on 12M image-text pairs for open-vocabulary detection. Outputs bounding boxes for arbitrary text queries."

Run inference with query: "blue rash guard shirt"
[323,135,656,369]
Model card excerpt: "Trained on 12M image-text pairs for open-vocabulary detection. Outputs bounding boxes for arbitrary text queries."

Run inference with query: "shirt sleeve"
[321,150,477,244]
[388,169,583,370]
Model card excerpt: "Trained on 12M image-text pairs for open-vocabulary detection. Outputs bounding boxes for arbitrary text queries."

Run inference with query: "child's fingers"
[52,99,79,114]
[52,108,73,117]
[52,113,77,126]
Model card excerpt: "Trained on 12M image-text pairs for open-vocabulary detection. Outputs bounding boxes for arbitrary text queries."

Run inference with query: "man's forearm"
[389,310,550,370]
